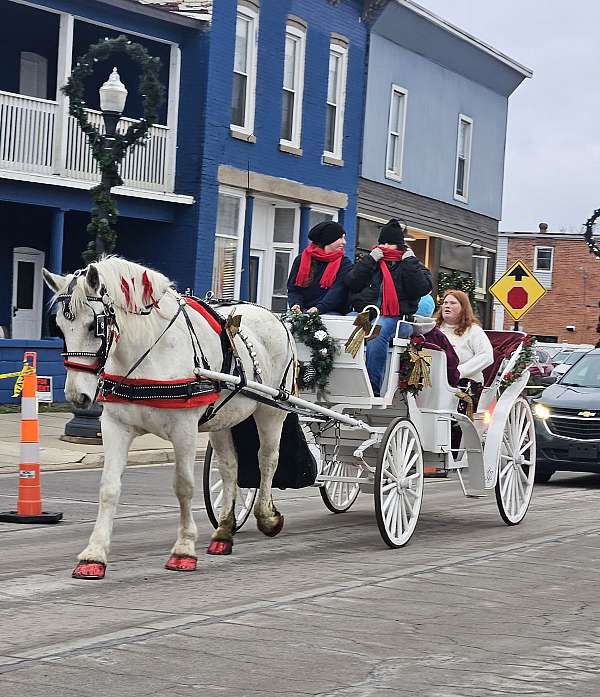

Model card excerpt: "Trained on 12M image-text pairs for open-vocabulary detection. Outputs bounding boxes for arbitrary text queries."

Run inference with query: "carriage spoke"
[382,467,399,483]
[402,490,414,517]
[400,494,409,534]
[382,481,397,493]
[388,496,399,536]
[213,489,224,510]
[382,488,397,516]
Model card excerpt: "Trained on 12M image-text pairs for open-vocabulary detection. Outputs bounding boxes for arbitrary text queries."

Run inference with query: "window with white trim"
[534,246,554,272]
[385,85,407,180]
[473,255,488,295]
[280,23,306,148]
[270,207,297,312]
[324,41,348,159]
[211,192,245,299]
[19,52,48,99]
[231,5,259,134]
[454,114,473,201]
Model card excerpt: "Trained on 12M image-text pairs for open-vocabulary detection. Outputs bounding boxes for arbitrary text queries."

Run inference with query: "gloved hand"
[401,248,416,260]
[370,247,384,262]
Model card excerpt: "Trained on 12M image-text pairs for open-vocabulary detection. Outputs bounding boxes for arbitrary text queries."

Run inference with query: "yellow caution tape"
[0,371,22,380]
[0,363,35,398]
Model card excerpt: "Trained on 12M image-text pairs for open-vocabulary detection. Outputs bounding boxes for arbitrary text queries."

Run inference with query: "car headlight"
[533,403,551,419]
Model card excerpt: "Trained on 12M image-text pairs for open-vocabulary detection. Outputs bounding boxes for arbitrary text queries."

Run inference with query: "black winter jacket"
[287,256,353,314]
[345,251,432,315]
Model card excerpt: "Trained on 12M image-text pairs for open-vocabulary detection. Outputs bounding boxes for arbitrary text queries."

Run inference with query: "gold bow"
[456,388,474,419]
[345,311,380,357]
[407,346,432,389]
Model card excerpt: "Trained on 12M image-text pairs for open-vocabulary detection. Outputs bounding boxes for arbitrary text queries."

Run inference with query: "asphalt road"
[1,465,600,696]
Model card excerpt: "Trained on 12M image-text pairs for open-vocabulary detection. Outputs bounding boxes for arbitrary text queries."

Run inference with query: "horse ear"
[86,264,100,292]
[42,268,64,293]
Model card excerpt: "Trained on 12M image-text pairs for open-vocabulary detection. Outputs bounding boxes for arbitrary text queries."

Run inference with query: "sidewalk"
[0,412,209,473]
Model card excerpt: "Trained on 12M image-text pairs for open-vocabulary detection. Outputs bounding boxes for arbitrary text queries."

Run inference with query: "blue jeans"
[366,316,413,395]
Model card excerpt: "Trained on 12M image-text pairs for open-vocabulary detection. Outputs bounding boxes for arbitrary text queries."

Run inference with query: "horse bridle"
[52,270,119,375]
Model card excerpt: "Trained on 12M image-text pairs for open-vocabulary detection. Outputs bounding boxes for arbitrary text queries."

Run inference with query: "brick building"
[494,223,600,345]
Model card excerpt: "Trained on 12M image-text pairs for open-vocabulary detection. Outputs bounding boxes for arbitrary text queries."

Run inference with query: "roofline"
[498,232,592,239]
[395,0,533,79]
[95,0,205,28]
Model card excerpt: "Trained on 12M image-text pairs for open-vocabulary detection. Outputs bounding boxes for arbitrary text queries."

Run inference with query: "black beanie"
[308,221,345,248]
[378,218,406,246]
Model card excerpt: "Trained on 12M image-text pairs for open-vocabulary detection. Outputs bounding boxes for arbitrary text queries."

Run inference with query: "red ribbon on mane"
[377,247,404,316]
[294,243,344,289]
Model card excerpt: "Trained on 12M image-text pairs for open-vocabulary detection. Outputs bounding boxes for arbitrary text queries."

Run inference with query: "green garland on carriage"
[499,334,536,392]
[284,312,338,389]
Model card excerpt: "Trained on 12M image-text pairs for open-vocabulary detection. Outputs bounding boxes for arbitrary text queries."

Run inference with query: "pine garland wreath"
[499,335,536,392]
[285,312,338,390]
[437,271,477,310]
[583,209,600,346]
[62,35,165,263]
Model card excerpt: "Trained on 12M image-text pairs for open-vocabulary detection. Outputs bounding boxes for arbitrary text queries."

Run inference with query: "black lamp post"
[62,68,128,443]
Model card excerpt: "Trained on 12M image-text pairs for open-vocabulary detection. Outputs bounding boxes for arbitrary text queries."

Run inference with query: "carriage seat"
[482,331,526,387]
[414,344,459,412]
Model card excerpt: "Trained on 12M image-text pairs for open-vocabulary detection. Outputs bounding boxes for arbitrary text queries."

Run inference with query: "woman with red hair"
[436,290,493,401]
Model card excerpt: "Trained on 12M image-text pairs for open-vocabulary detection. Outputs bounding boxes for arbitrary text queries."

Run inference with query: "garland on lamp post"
[62,35,165,263]
[436,271,477,310]
[583,209,600,347]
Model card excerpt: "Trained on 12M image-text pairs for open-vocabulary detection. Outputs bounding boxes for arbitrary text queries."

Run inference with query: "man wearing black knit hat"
[345,218,432,395]
[287,221,352,315]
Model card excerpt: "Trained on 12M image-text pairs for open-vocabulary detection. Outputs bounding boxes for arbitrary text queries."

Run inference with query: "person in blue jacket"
[287,221,352,315]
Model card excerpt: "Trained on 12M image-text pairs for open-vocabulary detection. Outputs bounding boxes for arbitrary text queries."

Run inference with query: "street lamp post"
[63,68,128,443]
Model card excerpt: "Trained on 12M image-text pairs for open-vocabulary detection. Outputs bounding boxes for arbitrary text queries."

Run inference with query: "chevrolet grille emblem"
[578,411,596,418]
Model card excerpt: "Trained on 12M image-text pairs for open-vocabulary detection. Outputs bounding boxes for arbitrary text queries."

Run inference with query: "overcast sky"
[420,0,600,232]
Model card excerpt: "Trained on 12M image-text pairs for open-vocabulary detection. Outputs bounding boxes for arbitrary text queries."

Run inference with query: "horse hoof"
[165,554,198,572]
[262,514,285,538]
[72,560,106,580]
[207,540,233,555]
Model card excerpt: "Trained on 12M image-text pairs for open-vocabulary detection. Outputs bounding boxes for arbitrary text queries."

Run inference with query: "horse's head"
[43,264,107,408]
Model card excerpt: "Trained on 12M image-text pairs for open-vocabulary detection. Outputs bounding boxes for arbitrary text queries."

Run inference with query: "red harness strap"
[98,297,224,409]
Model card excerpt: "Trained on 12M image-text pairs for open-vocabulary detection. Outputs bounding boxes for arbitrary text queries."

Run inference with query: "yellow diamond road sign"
[489,260,547,321]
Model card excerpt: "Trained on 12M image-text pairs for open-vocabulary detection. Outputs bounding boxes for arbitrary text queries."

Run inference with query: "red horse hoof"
[72,560,106,580]
[165,554,198,572]
[207,539,233,555]
[264,514,285,538]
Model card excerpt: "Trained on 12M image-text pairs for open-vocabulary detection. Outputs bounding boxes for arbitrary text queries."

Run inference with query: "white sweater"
[438,322,494,383]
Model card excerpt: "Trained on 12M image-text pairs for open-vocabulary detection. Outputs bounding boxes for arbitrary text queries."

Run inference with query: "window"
[19,52,48,100]
[211,192,244,299]
[385,85,407,180]
[454,114,473,201]
[323,40,348,160]
[231,4,259,134]
[270,207,297,312]
[280,23,306,148]
[308,209,335,230]
[534,246,554,272]
[473,255,488,294]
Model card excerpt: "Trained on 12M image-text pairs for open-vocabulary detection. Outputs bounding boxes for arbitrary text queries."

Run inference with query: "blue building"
[183,0,370,311]
[0,0,208,401]
[358,0,531,323]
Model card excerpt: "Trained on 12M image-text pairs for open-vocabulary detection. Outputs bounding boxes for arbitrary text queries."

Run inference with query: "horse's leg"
[206,429,238,555]
[73,413,134,580]
[253,408,287,537]
[165,415,199,572]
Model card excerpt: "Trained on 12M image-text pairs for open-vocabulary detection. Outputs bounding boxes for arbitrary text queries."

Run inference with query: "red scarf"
[295,243,344,289]
[376,247,404,316]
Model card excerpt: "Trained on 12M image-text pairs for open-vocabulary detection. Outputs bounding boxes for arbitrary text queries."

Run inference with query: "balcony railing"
[0,90,174,193]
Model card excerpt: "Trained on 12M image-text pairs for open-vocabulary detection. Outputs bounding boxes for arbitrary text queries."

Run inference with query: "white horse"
[43,256,295,579]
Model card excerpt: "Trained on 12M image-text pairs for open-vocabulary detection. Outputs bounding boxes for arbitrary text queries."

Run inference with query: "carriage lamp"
[99,67,128,137]
[533,403,551,419]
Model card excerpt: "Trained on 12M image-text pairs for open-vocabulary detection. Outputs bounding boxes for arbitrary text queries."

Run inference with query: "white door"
[12,248,45,340]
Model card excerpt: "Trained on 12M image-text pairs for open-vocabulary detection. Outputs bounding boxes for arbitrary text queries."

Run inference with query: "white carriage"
[203,312,536,548]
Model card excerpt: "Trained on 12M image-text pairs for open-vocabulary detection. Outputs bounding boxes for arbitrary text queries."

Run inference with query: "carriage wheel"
[375,419,424,548]
[495,397,536,525]
[319,459,361,513]
[202,443,257,531]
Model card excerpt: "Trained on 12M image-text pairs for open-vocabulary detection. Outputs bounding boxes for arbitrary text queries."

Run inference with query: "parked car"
[530,348,554,378]
[550,348,590,379]
[532,348,600,482]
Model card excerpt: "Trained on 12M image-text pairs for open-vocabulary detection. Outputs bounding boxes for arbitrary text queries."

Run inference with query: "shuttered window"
[212,193,243,299]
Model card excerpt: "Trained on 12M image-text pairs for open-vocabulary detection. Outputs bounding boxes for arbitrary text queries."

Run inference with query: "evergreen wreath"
[62,35,165,263]
[284,312,338,390]
[583,208,600,260]
[499,335,536,392]
[437,271,477,311]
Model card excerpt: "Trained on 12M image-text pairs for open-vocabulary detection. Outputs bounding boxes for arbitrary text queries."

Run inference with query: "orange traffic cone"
[0,352,62,524]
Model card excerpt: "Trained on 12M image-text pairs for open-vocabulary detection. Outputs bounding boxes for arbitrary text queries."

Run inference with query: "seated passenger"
[436,290,494,405]
[287,221,352,315]
[345,219,433,395]
[416,295,460,387]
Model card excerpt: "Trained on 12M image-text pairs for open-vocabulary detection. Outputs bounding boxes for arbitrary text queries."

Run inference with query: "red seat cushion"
[482,331,526,387]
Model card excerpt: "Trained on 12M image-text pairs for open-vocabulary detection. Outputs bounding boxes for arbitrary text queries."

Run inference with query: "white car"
[551,349,591,379]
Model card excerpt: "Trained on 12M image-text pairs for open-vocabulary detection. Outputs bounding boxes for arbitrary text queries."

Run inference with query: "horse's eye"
[87,322,95,332]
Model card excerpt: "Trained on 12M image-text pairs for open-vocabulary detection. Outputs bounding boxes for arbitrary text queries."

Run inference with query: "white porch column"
[165,43,181,193]
[52,12,74,176]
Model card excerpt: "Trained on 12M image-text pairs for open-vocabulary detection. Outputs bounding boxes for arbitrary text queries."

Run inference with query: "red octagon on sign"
[507,287,528,310]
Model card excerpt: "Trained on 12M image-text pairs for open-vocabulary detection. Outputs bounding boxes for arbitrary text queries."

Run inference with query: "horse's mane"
[61,256,180,342]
